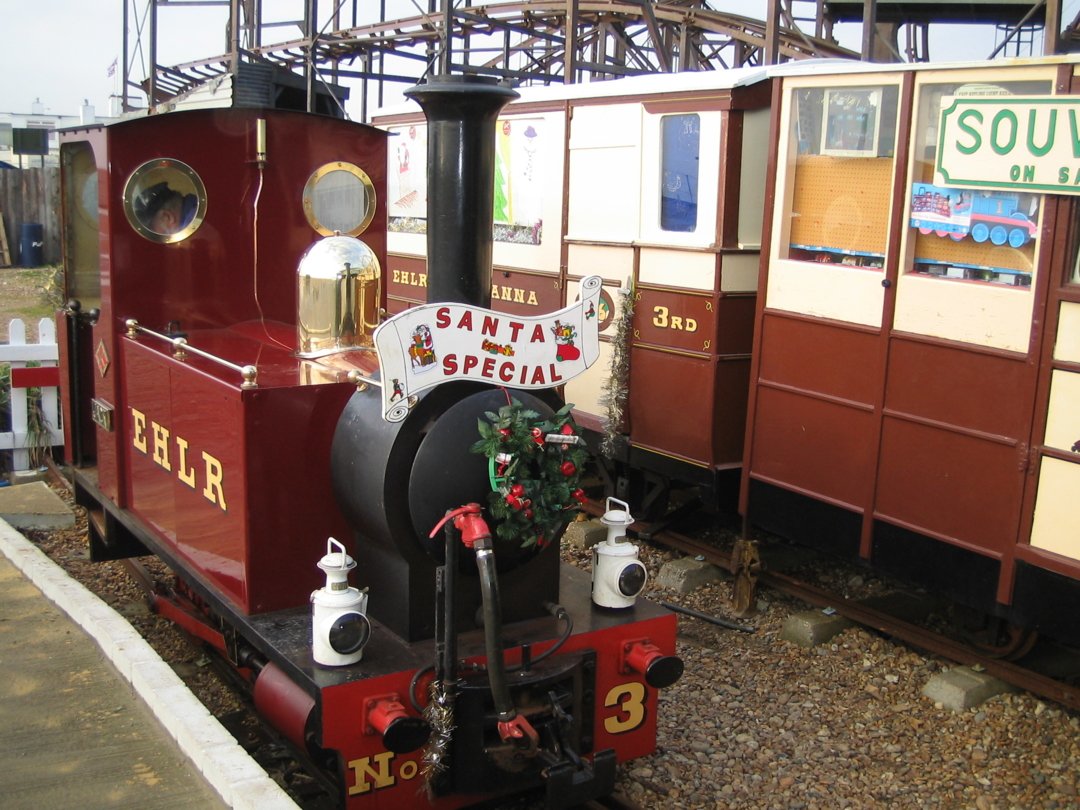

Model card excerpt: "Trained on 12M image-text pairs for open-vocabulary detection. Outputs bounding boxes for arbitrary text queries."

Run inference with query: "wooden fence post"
[1,317,64,472]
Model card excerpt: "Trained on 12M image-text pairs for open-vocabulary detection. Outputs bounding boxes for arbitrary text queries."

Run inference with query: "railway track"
[587,499,1080,713]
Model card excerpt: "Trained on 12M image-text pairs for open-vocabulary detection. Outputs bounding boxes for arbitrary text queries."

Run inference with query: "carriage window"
[660,114,700,232]
[905,79,1051,288]
[303,162,377,237]
[123,159,206,244]
[781,84,900,268]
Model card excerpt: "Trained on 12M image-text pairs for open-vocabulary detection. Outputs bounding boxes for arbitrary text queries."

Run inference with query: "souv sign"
[937,96,1080,195]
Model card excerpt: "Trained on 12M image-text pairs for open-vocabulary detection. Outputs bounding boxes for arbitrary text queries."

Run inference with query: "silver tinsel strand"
[421,679,455,785]
[598,281,635,459]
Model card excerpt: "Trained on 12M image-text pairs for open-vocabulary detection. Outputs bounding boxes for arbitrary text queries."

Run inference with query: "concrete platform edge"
[0,517,298,809]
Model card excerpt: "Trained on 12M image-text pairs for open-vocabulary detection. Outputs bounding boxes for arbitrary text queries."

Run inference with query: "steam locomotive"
[55,76,681,808]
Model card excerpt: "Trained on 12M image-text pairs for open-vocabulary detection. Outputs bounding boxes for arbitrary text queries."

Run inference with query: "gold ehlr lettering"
[128,407,228,512]
[201,451,227,510]
[132,408,147,453]
[392,269,427,288]
[176,437,197,487]
[153,422,171,471]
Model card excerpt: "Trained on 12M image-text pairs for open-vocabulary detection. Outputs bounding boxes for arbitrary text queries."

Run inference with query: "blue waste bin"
[19,222,43,267]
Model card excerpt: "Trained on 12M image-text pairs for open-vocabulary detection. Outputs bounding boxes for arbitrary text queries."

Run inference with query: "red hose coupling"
[497,713,539,753]
[364,694,431,754]
[428,503,492,549]
[621,638,684,689]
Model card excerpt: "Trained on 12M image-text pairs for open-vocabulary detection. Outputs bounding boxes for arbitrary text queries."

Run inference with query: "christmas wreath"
[470,398,590,549]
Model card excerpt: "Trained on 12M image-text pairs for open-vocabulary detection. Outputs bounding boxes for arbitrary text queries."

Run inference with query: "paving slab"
[0,517,297,809]
[0,552,226,808]
[0,480,75,531]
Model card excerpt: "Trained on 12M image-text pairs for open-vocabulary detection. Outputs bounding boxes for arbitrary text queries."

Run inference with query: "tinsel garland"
[597,281,635,459]
[421,678,454,785]
[470,398,589,549]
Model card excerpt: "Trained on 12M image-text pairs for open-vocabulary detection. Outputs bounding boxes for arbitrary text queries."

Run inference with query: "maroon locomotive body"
[57,81,680,808]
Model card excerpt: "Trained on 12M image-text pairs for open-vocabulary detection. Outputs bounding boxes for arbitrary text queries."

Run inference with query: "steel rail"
[581,501,1080,712]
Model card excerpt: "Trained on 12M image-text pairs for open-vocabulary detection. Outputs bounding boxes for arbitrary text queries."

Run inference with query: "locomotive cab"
[58,107,388,613]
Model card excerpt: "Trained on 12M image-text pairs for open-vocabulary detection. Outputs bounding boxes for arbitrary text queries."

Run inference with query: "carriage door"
[877,66,1056,601]
[1017,193,1080,608]
[59,139,102,466]
[747,75,903,556]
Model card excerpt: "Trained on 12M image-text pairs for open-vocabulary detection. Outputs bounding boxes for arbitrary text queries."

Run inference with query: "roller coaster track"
[126,0,856,112]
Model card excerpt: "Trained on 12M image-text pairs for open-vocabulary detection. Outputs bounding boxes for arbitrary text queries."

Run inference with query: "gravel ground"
[16,482,1080,810]
[589,540,1080,810]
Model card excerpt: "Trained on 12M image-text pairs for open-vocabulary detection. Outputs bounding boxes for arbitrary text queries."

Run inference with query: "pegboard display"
[912,230,1034,276]
[906,162,1037,284]
[788,156,893,258]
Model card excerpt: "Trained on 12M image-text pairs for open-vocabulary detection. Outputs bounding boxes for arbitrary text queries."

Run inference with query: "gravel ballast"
[17,486,1080,809]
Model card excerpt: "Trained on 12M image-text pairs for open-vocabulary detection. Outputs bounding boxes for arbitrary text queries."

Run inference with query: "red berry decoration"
[560,423,574,435]
[524,508,534,520]
[572,488,588,504]
[510,483,525,497]
[560,461,577,476]
[531,427,545,446]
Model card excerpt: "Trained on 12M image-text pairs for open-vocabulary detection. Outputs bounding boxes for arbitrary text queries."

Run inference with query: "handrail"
[346,369,382,390]
[124,319,258,390]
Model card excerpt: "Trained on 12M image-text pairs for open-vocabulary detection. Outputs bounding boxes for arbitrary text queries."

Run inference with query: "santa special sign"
[374,275,603,422]
[937,96,1080,195]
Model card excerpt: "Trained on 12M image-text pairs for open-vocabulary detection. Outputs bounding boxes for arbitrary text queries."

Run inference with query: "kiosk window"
[905,79,1051,288]
[781,84,900,268]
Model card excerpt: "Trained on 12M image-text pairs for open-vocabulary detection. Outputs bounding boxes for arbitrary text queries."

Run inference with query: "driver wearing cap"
[137,182,197,235]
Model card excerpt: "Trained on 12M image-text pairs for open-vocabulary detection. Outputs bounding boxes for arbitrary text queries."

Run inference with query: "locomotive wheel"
[990,225,1008,246]
[971,222,989,243]
[955,613,1039,661]
[969,625,1039,661]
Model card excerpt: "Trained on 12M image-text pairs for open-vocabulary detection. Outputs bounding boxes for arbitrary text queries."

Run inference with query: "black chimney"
[404,75,519,307]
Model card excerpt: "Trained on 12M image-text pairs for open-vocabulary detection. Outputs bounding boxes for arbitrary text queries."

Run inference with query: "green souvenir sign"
[937,96,1080,195]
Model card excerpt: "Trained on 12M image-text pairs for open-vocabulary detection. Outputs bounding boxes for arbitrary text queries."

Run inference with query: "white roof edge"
[765,53,1080,79]
[372,66,770,119]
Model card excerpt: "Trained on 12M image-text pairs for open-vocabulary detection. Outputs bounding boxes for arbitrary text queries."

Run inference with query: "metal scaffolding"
[120,0,1064,120]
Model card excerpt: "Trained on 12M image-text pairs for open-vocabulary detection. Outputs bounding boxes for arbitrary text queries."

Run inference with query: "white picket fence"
[1,318,64,471]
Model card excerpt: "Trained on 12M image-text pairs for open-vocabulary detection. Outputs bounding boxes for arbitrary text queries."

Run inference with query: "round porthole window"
[123,159,206,244]
[303,162,377,237]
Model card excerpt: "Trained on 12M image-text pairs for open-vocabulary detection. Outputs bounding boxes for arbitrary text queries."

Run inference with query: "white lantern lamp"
[592,497,647,609]
[311,537,370,666]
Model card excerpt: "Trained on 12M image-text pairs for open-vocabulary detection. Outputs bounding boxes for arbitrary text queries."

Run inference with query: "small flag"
[107,58,117,78]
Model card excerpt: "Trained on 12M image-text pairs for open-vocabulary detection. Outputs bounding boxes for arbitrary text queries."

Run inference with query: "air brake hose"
[474,536,515,719]
[427,505,539,748]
